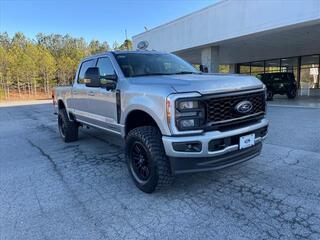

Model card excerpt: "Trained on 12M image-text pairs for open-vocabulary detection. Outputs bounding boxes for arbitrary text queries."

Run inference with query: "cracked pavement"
[0,103,319,240]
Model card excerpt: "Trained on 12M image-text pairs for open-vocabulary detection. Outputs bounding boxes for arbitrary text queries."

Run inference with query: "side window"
[280,73,287,80]
[78,59,95,84]
[96,57,116,77]
[273,74,281,81]
[262,74,270,81]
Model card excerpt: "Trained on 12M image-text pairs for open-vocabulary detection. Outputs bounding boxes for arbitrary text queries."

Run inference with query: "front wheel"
[125,126,173,193]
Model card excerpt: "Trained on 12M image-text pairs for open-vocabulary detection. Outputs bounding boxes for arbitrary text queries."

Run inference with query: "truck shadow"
[74,127,253,195]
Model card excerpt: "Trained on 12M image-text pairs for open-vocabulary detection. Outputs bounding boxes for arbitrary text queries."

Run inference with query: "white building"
[133,0,320,96]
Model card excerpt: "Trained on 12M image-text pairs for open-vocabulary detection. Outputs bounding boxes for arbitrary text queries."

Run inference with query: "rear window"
[257,74,269,81]
[272,74,282,81]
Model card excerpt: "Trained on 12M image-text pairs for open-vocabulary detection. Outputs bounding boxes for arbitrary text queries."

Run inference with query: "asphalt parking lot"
[1,103,320,240]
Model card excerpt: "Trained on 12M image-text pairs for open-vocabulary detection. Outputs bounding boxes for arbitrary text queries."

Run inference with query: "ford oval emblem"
[235,101,253,114]
[137,40,149,50]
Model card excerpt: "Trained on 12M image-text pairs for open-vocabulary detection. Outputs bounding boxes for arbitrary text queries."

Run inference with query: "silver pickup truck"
[53,50,268,193]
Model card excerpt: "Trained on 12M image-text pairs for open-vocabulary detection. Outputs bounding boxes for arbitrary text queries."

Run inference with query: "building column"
[229,64,236,73]
[201,46,220,73]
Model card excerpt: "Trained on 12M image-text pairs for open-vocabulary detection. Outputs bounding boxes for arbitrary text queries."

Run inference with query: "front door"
[71,59,96,122]
[85,57,119,133]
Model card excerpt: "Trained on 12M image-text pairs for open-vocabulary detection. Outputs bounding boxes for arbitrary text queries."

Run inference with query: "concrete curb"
[267,104,320,109]
[0,100,52,107]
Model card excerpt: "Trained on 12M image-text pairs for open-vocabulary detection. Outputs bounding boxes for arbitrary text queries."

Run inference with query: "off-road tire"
[287,87,296,99]
[58,108,79,143]
[266,89,274,101]
[126,126,173,193]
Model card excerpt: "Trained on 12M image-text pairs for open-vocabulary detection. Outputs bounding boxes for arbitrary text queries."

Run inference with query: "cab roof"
[82,50,167,61]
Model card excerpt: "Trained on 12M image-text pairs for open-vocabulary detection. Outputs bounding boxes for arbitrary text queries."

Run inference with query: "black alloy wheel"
[130,142,151,183]
[125,126,173,193]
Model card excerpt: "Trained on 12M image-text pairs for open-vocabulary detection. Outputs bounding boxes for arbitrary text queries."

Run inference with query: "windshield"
[113,52,199,77]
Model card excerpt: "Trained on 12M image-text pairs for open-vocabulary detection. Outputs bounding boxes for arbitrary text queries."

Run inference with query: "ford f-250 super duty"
[53,50,268,193]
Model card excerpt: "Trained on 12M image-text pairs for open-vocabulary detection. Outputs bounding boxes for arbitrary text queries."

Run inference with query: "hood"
[128,73,264,95]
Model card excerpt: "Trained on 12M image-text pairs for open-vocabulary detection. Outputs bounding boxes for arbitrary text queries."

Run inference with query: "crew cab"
[53,51,268,193]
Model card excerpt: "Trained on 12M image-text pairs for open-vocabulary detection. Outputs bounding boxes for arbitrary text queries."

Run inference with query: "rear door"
[72,59,96,121]
[282,73,292,92]
[270,73,284,93]
[277,73,289,93]
[85,56,119,132]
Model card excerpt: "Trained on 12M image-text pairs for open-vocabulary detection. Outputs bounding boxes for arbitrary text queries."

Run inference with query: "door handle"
[88,91,95,96]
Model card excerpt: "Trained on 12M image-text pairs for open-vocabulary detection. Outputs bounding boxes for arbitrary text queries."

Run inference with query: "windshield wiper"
[131,71,201,77]
[171,71,201,75]
[132,73,173,77]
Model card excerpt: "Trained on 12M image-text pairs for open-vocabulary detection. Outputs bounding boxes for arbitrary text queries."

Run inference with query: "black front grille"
[204,91,265,127]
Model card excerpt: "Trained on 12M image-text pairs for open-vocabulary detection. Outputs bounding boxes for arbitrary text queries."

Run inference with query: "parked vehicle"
[256,72,297,100]
[53,51,268,193]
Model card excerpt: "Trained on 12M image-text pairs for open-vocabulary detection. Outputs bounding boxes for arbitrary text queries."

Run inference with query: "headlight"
[175,99,205,131]
[178,101,199,110]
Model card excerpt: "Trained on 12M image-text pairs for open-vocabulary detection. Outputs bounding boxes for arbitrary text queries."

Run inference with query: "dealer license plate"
[239,134,255,149]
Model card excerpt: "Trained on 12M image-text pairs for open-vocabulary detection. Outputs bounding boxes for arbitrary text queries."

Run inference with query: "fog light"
[180,119,195,128]
[172,141,202,152]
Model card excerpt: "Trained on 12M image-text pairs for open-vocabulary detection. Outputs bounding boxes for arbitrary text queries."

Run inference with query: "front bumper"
[170,143,262,174]
[162,118,268,174]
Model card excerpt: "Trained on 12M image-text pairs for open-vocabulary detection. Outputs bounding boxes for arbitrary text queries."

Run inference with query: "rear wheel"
[266,89,274,101]
[287,87,297,99]
[58,108,79,142]
[126,126,173,193]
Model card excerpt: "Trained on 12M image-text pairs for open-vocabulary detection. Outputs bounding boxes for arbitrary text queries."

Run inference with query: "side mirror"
[84,67,101,87]
[100,75,117,90]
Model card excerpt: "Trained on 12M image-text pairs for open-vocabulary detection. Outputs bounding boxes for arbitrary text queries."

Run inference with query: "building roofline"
[132,0,227,39]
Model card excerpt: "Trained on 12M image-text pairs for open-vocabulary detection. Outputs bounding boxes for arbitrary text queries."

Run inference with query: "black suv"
[256,72,297,100]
